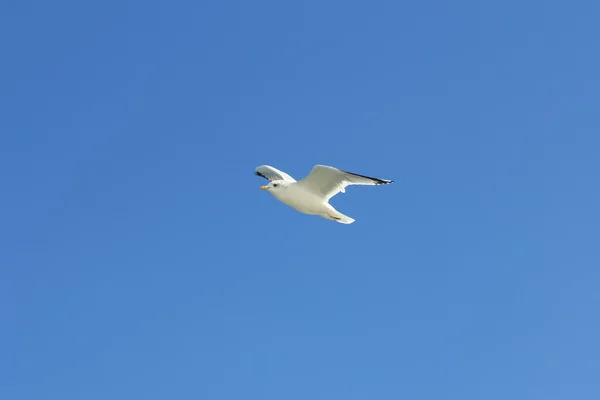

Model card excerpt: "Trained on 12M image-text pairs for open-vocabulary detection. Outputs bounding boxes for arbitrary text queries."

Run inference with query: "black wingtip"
[340,169,393,185]
[368,177,394,185]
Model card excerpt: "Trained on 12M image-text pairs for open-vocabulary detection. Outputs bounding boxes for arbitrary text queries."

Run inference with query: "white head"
[260,180,289,193]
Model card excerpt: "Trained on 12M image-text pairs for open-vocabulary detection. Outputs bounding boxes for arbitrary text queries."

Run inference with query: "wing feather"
[254,165,296,182]
[297,165,392,201]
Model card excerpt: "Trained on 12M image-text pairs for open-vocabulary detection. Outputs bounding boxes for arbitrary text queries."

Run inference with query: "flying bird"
[255,164,393,224]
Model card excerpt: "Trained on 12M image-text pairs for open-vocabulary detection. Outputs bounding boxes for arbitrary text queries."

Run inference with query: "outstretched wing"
[296,165,392,201]
[255,165,296,182]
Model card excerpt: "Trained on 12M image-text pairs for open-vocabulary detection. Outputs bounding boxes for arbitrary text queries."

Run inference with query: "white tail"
[335,214,355,224]
[324,210,355,224]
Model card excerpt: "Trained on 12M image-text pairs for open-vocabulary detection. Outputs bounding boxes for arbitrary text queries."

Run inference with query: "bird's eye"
[273,183,278,187]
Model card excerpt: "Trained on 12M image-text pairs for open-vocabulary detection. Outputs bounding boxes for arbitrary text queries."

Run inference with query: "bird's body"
[267,182,351,222]
[255,164,392,224]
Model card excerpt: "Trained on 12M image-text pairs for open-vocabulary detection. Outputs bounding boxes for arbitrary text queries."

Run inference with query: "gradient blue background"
[2,1,599,399]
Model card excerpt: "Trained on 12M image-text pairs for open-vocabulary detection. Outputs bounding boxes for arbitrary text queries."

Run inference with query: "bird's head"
[260,180,288,192]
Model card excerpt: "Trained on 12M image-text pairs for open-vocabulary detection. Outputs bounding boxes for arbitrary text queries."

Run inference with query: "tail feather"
[325,210,355,224]
[335,214,355,224]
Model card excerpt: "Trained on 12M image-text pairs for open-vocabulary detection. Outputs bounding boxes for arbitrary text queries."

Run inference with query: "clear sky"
[1,1,599,399]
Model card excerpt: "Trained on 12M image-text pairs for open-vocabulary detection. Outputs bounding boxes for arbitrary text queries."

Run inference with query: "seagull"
[255,164,393,224]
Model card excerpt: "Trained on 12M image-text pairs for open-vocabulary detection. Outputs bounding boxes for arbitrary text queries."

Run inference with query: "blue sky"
[1,1,599,399]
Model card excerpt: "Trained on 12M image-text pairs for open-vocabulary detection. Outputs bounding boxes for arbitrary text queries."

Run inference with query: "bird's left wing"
[296,165,392,201]
[255,165,296,182]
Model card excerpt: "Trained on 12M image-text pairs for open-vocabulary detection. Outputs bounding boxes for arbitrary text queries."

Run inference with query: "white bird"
[255,164,393,224]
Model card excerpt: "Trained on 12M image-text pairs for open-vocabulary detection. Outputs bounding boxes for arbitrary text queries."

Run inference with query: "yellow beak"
[260,185,269,190]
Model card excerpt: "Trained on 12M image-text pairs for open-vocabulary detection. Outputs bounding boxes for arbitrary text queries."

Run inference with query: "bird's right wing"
[296,165,392,201]
[255,165,296,182]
